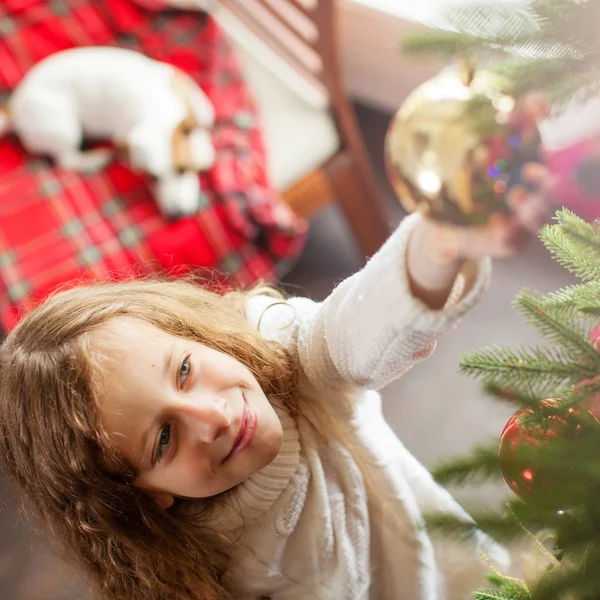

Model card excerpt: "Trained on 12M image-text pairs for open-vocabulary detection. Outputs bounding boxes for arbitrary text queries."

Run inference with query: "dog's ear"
[180,114,199,136]
[170,68,214,130]
[0,106,11,136]
[114,139,130,164]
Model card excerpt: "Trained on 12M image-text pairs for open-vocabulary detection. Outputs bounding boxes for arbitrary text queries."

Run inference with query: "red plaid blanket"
[0,0,307,331]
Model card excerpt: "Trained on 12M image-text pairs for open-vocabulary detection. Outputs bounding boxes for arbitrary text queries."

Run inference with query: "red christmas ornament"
[499,397,600,505]
[499,325,600,504]
[589,323,600,351]
[499,400,567,504]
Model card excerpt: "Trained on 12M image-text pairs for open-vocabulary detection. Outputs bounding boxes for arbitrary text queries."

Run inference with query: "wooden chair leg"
[326,150,390,258]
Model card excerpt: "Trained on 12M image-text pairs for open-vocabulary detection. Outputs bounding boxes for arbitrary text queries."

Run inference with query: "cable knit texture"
[201,214,510,599]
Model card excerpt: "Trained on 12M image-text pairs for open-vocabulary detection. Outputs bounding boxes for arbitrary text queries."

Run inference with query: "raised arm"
[247,214,490,391]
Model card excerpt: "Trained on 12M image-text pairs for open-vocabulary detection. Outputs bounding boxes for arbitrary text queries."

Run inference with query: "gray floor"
[0,103,577,599]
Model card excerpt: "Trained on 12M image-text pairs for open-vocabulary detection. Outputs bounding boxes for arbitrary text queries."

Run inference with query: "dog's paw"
[58,148,113,173]
[188,130,216,171]
[154,172,201,219]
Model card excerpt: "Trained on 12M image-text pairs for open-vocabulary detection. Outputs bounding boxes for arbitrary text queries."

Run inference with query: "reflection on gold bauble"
[384,68,543,227]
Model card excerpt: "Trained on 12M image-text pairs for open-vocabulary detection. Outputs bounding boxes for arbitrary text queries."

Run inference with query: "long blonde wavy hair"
[0,279,313,600]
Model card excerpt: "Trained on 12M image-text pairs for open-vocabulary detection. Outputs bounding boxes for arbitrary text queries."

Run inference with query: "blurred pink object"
[546,136,600,221]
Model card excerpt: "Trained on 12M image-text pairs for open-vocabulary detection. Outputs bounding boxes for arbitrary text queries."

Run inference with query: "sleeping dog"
[0,46,216,218]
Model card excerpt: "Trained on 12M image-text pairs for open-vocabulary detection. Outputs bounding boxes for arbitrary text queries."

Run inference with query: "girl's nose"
[177,395,230,444]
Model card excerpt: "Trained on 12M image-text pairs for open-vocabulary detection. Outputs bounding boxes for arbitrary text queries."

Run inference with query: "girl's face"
[91,318,283,508]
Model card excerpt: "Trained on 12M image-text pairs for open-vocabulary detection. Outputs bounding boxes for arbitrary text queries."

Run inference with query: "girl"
[0,180,549,599]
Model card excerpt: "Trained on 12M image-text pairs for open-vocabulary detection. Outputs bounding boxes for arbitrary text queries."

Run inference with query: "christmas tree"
[428,210,600,600]
[398,2,600,598]
[429,210,600,598]
[402,0,600,111]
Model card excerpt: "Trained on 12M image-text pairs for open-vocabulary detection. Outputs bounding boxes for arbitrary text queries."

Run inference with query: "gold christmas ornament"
[385,67,543,227]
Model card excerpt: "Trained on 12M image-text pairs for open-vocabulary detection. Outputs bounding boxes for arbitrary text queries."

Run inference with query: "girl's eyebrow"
[163,344,175,378]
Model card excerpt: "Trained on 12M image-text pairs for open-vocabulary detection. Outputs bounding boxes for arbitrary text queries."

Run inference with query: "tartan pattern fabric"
[0,0,307,331]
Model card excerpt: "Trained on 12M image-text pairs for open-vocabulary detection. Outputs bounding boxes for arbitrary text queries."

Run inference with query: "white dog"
[0,47,216,218]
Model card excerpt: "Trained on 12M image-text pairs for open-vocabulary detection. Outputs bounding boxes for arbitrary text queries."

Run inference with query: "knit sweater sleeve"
[247,213,491,391]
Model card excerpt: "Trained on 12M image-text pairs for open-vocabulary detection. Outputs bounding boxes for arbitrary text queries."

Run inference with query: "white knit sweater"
[206,214,510,599]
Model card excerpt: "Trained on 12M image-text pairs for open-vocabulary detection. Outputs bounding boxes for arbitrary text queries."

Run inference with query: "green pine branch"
[495,57,597,108]
[475,592,520,600]
[425,497,573,544]
[437,207,600,598]
[432,442,501,485]
[400,0,600,110]
[425,511,526,542]
[441,3,539,42]
[552,207,600,241]
[482,381,560,409]
[479,572,532,600]
[512,291,600,363]
[459,344,595,391]
[535,281,600,318]
[400,3,541,59]
[397,2,600,593]
[475,587,530,600]
[541,69,600,112]
[405,0,594,59]
[540,209,600,282]
[401,31,487,58]
[531,554,600,600]
[475,579,531,600]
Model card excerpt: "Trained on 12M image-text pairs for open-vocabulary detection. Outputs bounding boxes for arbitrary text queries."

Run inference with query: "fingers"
[451,215,530,260]
[505,163,556,232]
[522,162,561,201]
[429,154,556,261]
[506,186,548,233]
[521,162,549,186]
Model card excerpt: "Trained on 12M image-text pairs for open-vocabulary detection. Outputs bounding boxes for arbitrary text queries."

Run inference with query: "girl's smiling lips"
[222,393,257,463]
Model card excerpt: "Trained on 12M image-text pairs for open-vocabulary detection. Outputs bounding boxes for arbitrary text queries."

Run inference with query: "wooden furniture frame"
[219,0,391,257]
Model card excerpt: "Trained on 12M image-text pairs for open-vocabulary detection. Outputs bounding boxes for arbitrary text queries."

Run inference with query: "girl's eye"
[178,355,191,389]
[155,424,171,462]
